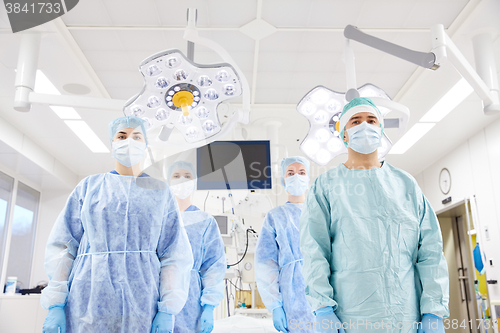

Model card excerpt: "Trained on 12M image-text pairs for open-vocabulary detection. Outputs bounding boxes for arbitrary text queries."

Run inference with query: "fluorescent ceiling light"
[389,123,435,154]
[32,70,82,119]
[34,70,61,95]
[420,78,473,122]
[50,106,81,119]
[64,120,109,153]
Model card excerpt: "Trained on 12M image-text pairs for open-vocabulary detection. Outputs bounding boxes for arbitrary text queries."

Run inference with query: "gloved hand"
[151,311,174,333]
[418,314,445,333]
[43,304,66,333]
[272,307,288,332]
[199,305,215,333]
[314,306,345,333]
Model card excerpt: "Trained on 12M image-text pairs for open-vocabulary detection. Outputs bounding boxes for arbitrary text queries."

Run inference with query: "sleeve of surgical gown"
[299,177,338,311]
[156,193,194,315]
[415,190,450,318]
[199,217,226,306]
[40,182,85,310]
[255,212,282,311]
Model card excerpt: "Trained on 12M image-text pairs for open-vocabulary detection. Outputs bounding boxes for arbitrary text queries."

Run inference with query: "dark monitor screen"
[196,140,271,190]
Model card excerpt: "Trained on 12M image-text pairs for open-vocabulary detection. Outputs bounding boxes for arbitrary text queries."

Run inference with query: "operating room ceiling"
[0,0,499,186]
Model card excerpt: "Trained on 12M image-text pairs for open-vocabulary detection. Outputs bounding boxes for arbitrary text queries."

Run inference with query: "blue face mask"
[346,121,382,154]
[284,174,309,196]
[112,138,147,167]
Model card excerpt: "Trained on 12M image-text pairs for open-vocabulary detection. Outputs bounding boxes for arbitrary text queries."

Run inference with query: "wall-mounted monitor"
[196,140,271,190]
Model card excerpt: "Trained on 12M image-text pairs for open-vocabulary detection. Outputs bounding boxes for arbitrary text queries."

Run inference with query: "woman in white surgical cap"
[255,156,316,333]
[41,116,194,333]
[167,161,226,333]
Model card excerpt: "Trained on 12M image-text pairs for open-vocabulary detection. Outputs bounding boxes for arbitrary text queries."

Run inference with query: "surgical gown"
[255,203,316,332]
[300,162,449,333]
[174,205,226,333]
[41,172,194,332]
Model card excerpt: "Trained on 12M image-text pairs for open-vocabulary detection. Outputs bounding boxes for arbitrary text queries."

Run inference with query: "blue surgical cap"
[280,156,310,186]
[339,97,383,147]
[108,116,148,146]
[167,161,196,184]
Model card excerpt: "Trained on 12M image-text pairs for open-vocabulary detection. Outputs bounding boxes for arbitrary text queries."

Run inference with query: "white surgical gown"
[255,202,316,332]
[41,172,194,332]
[300,162,449,333]
[174,205,226,333]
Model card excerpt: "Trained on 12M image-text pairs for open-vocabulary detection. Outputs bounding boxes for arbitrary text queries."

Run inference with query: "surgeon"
[41,116,194,333]
[167,161,226,333]
[255,156,316,333]
[300,97,449,333]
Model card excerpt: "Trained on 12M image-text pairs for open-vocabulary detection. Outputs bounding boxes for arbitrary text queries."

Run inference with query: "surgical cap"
[280,156,310,186]
[108,116,148,146]
[167,161,197,184]
[338,97,384,147]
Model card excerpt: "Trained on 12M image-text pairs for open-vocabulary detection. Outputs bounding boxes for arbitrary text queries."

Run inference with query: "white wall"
[415,114,500,304]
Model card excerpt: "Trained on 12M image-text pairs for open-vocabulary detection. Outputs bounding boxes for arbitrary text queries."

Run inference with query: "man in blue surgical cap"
[300,97,449,333]
[255,156,316,333]
[166,161,226,333]
[41,116,193,333]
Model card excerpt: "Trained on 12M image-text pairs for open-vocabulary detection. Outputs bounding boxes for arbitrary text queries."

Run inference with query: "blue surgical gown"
[174,205,226,333]
[255,202,316,332]
[300,162,449,333]
[41,172,194,333]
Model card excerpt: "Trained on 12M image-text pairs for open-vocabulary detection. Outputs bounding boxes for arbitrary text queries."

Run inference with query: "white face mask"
[284,174,309,196]
[170,176,195,199]
[112,138,147,167]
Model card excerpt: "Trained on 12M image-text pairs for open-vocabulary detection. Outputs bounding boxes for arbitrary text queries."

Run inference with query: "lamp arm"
[344,25,437,70]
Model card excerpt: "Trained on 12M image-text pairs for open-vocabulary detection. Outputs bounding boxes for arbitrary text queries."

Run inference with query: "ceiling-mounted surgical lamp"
[13,8,250,151]
[124,8,250,147]
[344,24,500,115]
[297,33,410,166]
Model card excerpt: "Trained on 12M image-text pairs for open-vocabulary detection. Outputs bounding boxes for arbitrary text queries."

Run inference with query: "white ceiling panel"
[62,0,112,26]
[82,50,132,71]
[254,88,293,105]
[257,72,295,89]
[258,52,298,72]
[106,86,143,101]
[260,32,306,52]
[261,0,311,28]
[155,0,256,27]
[306,0,366,28]
[116,30,168,52]
[355,1,415,28]
[101,0,162,26]
[404,1,469,29]
[0,6,10,29]
[97,70,143,88]
[69,30,124,52]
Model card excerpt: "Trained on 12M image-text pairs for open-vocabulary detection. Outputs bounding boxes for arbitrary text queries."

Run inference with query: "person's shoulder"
[183,209,213,227]
[313,164,344,185]
[383,162,420,187]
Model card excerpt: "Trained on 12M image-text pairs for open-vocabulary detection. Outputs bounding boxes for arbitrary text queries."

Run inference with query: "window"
[0,171,40,293]
[0,171,14,276]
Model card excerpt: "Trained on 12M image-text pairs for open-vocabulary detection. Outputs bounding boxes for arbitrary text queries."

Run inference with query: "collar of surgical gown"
[109,170,150,177]
[184,205,199,212]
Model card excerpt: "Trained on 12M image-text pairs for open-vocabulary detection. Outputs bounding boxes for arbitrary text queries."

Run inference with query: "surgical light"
[297,83,400,166]
[124,49,243,144]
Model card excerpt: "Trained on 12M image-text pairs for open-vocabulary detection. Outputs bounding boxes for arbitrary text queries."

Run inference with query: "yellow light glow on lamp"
[173,90,194,116]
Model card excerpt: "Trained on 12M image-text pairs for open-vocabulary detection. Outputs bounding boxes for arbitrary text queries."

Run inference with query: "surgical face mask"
[346,121,382,154]
[284,174,309,196]
[112,138,147,167]
[170,176,195,199]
